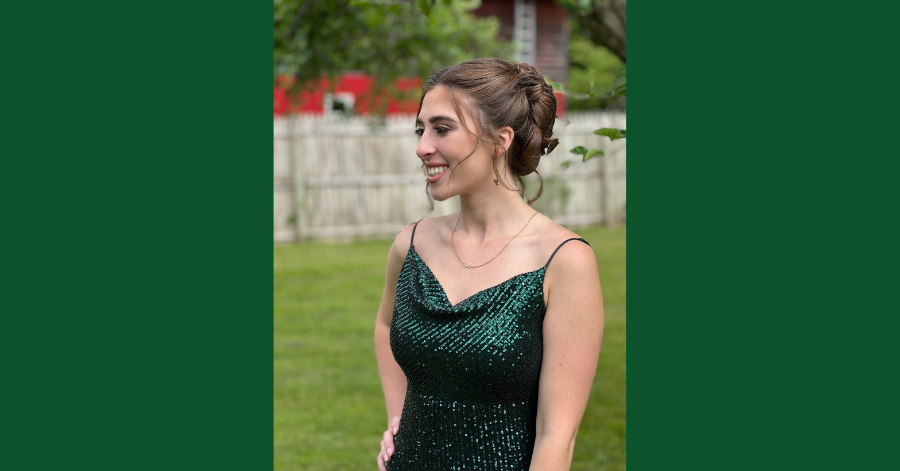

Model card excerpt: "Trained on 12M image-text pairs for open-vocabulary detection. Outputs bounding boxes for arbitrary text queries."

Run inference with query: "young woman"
[374,58,604,470]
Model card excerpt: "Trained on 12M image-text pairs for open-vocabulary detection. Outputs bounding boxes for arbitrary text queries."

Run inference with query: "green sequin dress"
[387,220,589,470]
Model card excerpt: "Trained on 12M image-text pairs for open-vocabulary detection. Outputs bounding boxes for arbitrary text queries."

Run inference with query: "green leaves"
[584,149,605,161]
[544,77,563,91]
[564,30,626,169]
[594,128,626,140]
[570,146,587,155]
[570,146,604,162]
[566,33,623,111]
[608,65,626,97]
[416,0,438,15]
[586,67,597,98]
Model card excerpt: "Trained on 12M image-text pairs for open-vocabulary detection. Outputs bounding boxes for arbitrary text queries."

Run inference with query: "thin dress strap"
[544,238,591,269]
[410,219,423,247]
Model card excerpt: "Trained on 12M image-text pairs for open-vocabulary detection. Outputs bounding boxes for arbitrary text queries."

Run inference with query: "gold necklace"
[451,211,538,268]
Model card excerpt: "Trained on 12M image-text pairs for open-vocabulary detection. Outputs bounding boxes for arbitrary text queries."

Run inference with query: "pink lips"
[425,164,449,183]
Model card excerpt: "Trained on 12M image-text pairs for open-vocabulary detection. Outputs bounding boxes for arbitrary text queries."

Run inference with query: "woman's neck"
[456,185,535,243]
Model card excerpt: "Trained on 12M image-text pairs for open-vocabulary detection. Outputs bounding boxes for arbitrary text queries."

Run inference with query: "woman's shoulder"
[388,215,454,257]
[390,221,416,252]
[404,214,457,243]
[531,214,585,246]
[535,216,595,271]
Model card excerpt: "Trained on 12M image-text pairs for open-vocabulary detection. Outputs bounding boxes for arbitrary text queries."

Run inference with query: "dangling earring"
[492,146,503,186]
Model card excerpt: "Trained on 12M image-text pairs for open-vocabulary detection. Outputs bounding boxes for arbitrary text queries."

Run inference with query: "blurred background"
[274,1,625,469]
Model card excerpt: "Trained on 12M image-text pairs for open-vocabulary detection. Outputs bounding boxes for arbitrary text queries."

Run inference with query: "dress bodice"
[386,220,588,470]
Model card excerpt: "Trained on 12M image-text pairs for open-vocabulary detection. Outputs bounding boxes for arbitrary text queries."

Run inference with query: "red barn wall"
[274,73,421,116]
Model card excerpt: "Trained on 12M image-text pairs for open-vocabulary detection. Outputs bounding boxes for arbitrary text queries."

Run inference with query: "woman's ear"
[494,126,514,156]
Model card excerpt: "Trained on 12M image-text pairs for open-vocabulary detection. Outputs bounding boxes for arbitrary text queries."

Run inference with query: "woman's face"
[415,86,494,201]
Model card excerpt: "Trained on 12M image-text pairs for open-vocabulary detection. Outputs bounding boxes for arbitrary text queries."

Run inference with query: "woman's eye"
[414,126,450,137]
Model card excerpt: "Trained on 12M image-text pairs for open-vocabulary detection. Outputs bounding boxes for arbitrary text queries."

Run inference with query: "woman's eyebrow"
[428,115,458,124]
[416,115,458,126]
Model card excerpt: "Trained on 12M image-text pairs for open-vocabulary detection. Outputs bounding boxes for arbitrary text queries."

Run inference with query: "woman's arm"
[375,225,413,425]
[529,241,604,470]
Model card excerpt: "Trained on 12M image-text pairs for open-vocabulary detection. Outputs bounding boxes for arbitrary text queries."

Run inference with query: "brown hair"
[417,57,559,204]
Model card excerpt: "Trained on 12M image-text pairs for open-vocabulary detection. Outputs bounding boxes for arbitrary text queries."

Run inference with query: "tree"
[274,0,513,108]
[556,0,626,63]
[549,0,625,168]
[566,20,624,111]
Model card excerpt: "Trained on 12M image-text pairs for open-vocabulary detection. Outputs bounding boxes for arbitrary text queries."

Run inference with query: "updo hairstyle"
[417,57,559,204]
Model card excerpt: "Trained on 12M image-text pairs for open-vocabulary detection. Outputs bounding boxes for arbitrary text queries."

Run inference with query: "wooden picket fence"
[274,111,625,242]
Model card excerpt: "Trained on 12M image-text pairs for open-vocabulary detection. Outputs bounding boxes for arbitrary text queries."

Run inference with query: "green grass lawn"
[274,224,625,470]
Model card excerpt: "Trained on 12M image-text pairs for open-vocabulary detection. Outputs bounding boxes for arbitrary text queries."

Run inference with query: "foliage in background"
[274,0,513,111]
[555,0,626,63]
[567,20,624,112]
[554,0,626,167]
[562,65,625,167]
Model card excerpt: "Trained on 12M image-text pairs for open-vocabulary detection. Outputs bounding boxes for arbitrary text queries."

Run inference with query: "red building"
[273,73,422,116]
[274,0,569,116]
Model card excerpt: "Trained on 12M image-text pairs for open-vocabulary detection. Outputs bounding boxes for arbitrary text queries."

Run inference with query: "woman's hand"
[376,415,401,470]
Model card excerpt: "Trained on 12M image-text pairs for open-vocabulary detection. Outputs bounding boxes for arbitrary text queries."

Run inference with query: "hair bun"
[543,137,559,156]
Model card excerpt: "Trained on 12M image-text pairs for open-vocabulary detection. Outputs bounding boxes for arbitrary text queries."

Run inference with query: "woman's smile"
[425,165,449,181]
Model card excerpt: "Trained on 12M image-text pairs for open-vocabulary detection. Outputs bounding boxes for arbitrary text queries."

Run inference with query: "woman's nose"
[416,135,435,159]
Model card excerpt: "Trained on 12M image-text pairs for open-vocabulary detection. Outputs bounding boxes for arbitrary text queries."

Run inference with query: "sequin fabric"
[387,241,549,470]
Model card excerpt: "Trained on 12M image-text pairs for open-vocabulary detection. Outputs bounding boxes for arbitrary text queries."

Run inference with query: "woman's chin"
[428,184,457,202]
[430,191,453,202]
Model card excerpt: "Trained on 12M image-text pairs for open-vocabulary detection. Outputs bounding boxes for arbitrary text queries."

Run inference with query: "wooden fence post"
[289,115,309,241]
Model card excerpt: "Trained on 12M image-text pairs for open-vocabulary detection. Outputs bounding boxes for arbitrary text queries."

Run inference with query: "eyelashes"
[414,126,451,137]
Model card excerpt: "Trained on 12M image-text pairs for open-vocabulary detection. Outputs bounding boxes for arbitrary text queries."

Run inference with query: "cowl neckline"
[406,245,546,312]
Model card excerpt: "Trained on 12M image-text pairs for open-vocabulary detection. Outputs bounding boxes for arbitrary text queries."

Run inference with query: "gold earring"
[493,161,501,186]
